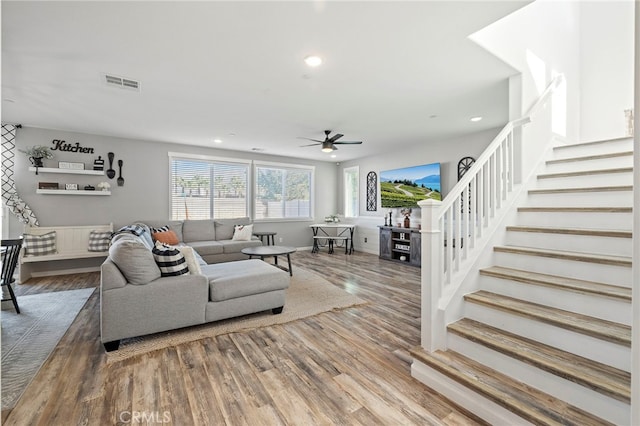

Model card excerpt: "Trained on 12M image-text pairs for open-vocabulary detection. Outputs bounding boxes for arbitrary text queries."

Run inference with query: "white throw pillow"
[176,245,203,275]
[232,224,253,241]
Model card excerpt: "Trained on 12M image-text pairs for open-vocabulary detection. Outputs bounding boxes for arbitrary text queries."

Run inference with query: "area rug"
[106,267,366,363]
[1,288,95,410]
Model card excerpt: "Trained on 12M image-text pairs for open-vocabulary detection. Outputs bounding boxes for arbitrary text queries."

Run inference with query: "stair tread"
[538,167,633,179]
[528,185,633,194]
[553,137,633,150]
[518,206,632,213]
[465,290,631,346]
[494,245,632,266]
[410,347,615,426]
[449,318,630,403]
[547,151,633,164]
[505,225,631,238]
[480,266,631,301]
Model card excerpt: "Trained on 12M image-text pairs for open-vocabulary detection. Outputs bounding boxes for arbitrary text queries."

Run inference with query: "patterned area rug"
[107,267,366,363]
[1,288,95,410]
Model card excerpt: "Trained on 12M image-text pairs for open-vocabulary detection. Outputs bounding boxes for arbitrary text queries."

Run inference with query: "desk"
[310,223,355,254]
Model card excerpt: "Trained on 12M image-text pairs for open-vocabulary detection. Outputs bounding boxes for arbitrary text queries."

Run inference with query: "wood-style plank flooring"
[2,251,486,425]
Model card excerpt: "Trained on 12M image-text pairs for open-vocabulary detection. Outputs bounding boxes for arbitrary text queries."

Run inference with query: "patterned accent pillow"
[88,230,112,252]
[152,242,189,277]
[113,224,146,237]
[23,231,57,256]
[151,226,180,245]
[232,224,253,241]
[151,225,170,233]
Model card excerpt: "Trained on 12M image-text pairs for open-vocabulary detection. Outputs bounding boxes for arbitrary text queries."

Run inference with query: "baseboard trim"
[29,266,101,278]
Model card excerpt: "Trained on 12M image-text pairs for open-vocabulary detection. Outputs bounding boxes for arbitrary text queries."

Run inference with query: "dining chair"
[1,238,23,313]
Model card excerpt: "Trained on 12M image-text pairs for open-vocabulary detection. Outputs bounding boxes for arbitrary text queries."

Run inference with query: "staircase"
[411,137,633,425]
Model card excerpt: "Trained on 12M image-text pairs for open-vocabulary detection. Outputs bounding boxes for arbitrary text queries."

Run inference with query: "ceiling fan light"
[321,142,334,152]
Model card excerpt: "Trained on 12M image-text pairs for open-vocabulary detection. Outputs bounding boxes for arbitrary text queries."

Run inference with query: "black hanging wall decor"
[366,171,377,211]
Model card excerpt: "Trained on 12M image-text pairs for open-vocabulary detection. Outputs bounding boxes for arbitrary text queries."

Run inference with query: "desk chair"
[1,239,23,313]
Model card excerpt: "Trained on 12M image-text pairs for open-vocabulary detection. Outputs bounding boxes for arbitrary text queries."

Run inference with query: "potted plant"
[19,145,54,173]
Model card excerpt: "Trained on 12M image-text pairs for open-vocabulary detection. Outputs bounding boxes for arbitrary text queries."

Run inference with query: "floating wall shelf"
[36,189,111,196]
[29,167,104,176]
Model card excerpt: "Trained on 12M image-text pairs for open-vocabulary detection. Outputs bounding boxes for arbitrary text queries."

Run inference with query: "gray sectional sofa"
[100,219,290,352]
[141,217,263,264]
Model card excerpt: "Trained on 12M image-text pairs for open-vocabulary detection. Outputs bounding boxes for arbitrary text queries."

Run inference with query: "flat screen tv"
[380,162,441,208]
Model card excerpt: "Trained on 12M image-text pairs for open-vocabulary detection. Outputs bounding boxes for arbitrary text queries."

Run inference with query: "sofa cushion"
[152,230,180,245]
[139,220,184,243]
[232,224,253,241]
[220,238,262,254]
[202,259,289,302]
[182,219,216,242]
[152,242,190,277]
[109,238,160,285]
[176,245,203,275]
[215,217,251,240]
[187,240,224,256]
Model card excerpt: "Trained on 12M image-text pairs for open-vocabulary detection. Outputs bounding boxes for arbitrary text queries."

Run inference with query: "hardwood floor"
[2,251,486,425]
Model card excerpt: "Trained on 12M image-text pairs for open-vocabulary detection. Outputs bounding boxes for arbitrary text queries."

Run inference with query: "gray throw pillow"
[108,239,160,285]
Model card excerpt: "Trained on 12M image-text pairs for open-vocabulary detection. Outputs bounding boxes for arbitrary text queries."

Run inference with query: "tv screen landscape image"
[380,162,441,208]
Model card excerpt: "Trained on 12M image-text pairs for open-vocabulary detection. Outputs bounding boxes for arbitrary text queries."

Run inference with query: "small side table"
[253,231,276,246]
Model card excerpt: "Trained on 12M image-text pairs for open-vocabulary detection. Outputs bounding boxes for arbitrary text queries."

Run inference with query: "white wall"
[470,0,581,142]
[338,127,501,254]
[579,1,635,142]
[8,126,337,249]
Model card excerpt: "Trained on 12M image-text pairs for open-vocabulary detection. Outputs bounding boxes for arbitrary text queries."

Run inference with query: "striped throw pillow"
[88,230,112,252]
[152,242,189,277]
[23,231,57,256]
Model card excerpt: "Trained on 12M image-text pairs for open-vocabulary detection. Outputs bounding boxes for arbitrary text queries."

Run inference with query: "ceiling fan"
[298,130,363,152]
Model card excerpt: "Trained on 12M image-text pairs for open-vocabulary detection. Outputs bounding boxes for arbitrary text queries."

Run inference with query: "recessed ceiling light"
[331,154,337,158]
[470,116,483,122]
[304,55,322,67]
[213,139,222,144]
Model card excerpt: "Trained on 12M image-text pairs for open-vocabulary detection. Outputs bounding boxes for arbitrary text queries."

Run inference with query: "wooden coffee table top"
[241,245,296,256]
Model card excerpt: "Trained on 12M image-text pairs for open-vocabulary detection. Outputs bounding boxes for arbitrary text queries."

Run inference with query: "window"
[169,153,249,220]
[254,162,313,220]
[344,166,359,218]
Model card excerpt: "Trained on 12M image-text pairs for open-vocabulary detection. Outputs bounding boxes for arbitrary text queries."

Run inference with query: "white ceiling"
[1,1,528,162]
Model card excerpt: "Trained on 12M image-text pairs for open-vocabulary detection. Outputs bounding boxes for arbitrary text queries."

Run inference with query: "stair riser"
[505,231,632,257]
[534,172,633,189]
[493,251,631,287]
[447,334,630,425]
[544,155,633,173]
[551,139,634,159]
[464,303,631,371]
[525,191,633,207]
[516,211,632,231]
[479,275,631,324]
[411,361,534,426]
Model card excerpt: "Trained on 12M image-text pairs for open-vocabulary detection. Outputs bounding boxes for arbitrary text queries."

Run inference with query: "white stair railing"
[419,74,565,351]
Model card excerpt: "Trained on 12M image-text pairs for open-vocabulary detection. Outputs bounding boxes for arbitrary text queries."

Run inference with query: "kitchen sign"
[51,139,95,154]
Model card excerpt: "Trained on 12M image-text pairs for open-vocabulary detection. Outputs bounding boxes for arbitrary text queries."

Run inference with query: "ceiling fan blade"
[327,133,344,143]
[299,142,322,147]
[334,141,363,145]
[296,137,324,143]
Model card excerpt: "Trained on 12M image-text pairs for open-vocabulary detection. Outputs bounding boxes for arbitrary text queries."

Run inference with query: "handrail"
[419,74,565,351]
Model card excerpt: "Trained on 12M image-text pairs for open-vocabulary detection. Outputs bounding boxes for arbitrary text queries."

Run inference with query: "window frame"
[343,166,359,218]
[168,152,252,220]
[252,160,315,223]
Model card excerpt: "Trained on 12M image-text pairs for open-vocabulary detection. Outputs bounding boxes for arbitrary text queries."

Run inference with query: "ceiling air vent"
[104,74,141,92]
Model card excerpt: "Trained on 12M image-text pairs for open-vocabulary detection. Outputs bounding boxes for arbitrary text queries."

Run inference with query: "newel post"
[419,199,443,352]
